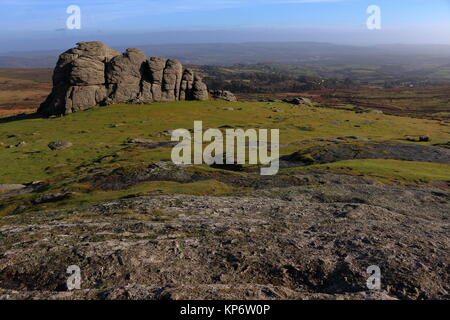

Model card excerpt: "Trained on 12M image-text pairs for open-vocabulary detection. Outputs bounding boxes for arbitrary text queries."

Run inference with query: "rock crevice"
[38,41,209,116]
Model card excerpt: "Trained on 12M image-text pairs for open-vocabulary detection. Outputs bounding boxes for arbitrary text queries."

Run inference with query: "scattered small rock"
[155,130,174,137]
[360,109,383,114]
[210,90,238,102]
[110,123,125,128]
[345,136,369,141]
[53,163,67,169]
[127,138,155,144]
[15,141,27,147]
[127,138,176,150]
[317,138,341,143]
[405,135,430,142]
[48,141,73,150]
[283,97,313,107]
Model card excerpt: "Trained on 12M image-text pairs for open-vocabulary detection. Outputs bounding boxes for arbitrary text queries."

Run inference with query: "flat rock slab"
[284,142,450,165]
[0,181,448,300]
[127,138,177,150]
[0,184,26,192]
[48,141,73,150]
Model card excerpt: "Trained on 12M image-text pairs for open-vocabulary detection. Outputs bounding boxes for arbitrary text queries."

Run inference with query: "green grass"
[0,101,449,217]
[290,159,450,184]
[1,100,448,184]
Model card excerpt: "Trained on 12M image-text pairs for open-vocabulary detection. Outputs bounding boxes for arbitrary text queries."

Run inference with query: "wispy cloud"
[1,0,345,13]
[0,0,348,31]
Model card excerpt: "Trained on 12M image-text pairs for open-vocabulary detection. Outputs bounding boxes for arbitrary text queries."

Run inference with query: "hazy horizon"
[4,39,450,56]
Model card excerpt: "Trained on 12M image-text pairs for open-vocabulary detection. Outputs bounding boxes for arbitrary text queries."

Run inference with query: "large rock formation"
[38,42,209,116]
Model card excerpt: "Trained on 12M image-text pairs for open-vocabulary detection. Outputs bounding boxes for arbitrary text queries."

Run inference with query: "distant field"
[203,62,450,93]
[241,86,450,120]
[202,62,450,120]
[314,86,450,120]
[0,67,449,120]
[0,68,52,114]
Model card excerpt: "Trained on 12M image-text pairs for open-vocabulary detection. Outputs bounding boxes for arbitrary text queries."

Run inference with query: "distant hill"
[1,42,450,69]
[136,42,450,67]
[0,56,57,69]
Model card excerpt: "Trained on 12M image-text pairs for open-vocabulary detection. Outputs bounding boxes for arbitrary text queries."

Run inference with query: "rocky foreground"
[0,168,448,300]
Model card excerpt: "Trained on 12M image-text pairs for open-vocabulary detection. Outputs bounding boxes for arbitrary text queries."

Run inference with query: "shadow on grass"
[0,112,46,124]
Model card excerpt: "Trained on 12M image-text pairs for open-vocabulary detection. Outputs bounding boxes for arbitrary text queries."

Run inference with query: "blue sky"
[1,0,450,51]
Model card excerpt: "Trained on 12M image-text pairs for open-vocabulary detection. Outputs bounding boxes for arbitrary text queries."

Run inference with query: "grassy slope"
[0,100,448,216]
[0,100,449,184]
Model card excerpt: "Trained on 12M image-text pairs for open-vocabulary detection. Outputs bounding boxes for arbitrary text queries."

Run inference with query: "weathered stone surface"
[38,42,120,116]
[68,85,108,112]
[179,69,194,100]
[161,59,183,101]
[0,173,448,299]
[71,41,121,62]
[70,57,105,86]
[179,70,209,101]
[147,57,166,84]
[192,75,209,101]
[145,57,166,102]
[282,142,450,165]
[39,42,210,116]
[107,48,148,103]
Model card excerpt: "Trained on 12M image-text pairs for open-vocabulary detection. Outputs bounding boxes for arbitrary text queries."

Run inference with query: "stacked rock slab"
[38,41,209,116]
